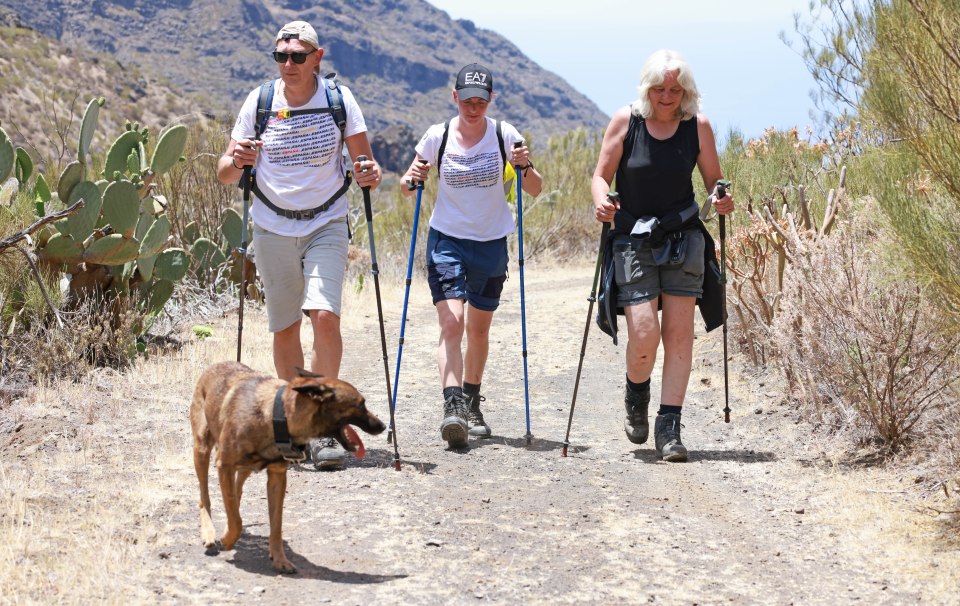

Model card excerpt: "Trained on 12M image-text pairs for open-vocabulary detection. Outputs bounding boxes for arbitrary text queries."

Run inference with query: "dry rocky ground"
[1,263,959,605]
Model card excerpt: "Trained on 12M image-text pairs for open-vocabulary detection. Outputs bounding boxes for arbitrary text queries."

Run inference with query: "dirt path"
[3,263,958,604]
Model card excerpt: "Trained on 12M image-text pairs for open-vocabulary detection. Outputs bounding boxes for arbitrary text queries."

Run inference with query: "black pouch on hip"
[652,231,688,266]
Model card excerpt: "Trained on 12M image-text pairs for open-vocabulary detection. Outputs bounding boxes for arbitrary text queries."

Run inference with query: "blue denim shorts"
[426,228,508,311]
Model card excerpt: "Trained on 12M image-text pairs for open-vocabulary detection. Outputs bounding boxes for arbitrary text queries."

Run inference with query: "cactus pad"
[191,238,227,273]
[65,180,103,241]
[57,161,85,203]
[154,248,189,281]
[38,233,84,265]
[0,127,13,183]
[139,214,171,257]
[84,233,140,265]
[103,130,141,178]
[220,207,245,251]
[182,221,200,246]
[150,124,188,174]
[15,147,33,184]
[78,97,102,162]
[147,279,175,316]
[102,180,141,238]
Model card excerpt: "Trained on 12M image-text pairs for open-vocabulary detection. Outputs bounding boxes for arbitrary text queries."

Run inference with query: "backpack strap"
[436,119,507,174]
[254,80,275,140]
[322,73,347,137]
[436,120,450,175]
[495,119,506,168]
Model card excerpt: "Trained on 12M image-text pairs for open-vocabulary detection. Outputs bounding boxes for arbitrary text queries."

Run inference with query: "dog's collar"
[273,386,307,462]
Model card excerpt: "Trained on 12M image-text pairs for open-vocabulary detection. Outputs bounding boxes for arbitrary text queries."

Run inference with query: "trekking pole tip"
[561,443,568,457]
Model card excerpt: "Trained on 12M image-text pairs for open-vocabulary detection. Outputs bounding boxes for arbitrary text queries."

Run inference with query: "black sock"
[658,405,682,416]
[443,386,463,401]
[463,381,481,396]
[626,376,650,393]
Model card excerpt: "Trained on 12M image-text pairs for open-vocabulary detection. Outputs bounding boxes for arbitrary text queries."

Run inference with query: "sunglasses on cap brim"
[272,49,316,64]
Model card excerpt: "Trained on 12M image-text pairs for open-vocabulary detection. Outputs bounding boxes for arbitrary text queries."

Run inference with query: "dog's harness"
[272,386,307,462]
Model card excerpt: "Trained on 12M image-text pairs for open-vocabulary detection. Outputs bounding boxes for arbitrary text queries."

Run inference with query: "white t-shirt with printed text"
[231,77,366,237]
[416,117,522,242]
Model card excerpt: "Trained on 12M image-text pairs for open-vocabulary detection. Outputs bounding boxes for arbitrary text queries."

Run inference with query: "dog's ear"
[292,382,334,401]
[295,367,325,379]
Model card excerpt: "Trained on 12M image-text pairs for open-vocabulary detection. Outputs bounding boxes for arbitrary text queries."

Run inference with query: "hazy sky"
[426,0,821,142]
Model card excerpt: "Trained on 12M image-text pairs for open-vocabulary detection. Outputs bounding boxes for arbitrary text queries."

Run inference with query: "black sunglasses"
[272,50,316,64]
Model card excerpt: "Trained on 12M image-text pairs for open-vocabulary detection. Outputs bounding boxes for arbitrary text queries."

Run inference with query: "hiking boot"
[465,392,492,438]
[654,413,688,462]
[440,392,469,448]
[624,386,650,444]
[309,437,345,471]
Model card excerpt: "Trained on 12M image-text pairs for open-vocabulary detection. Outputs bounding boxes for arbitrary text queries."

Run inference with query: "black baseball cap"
[455,63,493,101]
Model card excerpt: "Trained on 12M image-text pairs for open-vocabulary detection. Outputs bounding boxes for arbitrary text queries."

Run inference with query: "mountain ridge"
[0,0,608,171]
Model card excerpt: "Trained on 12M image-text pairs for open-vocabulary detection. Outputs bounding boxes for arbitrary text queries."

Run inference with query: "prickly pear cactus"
[31,97,191,343]
[0,127,13,184]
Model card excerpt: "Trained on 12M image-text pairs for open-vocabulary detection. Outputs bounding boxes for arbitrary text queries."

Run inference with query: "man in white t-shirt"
[401,63,543,448]
[217,20,382,469]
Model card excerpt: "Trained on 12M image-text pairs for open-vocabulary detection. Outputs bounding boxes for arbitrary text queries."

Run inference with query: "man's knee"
[308,309,340,328]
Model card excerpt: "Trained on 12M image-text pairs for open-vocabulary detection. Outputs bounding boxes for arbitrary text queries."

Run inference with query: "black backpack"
[247,73,352,221]
[436,119,507,172]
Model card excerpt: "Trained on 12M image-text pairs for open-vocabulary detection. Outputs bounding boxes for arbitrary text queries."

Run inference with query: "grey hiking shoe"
[466,392,492,438]
[309,437,345,470]
[624,386,650,444]
[440,393,469,448]
[654,413,688,462]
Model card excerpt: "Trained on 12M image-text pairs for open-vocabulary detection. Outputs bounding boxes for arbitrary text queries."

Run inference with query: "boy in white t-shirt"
[401,63,543,448]
[217,20,383,470]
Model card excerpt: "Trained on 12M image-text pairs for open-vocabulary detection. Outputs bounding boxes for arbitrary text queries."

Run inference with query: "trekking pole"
[236,153,253,362]
[356,155,400,471]
[387,160,427,445]
[562,196,614,458]
[716,179,732,423]
[513,142,533,446]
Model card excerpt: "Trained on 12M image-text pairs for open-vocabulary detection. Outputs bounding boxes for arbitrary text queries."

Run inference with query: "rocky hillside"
[0,23,208,171]
[0,0,608,171]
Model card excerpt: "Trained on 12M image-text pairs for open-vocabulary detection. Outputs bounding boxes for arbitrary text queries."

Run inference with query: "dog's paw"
[219,533,239,551]
[272,558,297,574]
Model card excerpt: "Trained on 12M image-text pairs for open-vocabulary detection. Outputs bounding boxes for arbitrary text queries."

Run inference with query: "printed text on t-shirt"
[263,114,338,167]
[442,151,499,189]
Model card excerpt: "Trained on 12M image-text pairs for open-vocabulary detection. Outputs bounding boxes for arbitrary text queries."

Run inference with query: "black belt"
[252,172,352,221]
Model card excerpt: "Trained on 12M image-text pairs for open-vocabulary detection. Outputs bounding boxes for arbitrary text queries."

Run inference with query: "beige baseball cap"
[276,21,319,50]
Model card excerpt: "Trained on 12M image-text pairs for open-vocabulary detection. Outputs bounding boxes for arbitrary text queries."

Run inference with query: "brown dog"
[190,361,385,573]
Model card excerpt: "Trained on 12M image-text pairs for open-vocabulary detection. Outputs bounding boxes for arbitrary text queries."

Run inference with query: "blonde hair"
[631,50,701,120]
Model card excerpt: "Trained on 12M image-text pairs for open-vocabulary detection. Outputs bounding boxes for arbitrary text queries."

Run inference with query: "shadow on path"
[227,536,408,583]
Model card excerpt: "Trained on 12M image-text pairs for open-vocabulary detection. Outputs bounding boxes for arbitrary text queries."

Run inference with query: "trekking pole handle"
[716,180,731,238]
[513,140,524,167]
[415,158,427,191]
[356,154,374,224]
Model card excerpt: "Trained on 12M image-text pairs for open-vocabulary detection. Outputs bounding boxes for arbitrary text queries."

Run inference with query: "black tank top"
[614,114,699,234]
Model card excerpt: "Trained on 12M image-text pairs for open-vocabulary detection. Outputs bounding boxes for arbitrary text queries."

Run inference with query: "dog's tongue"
[343,425,365,459]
